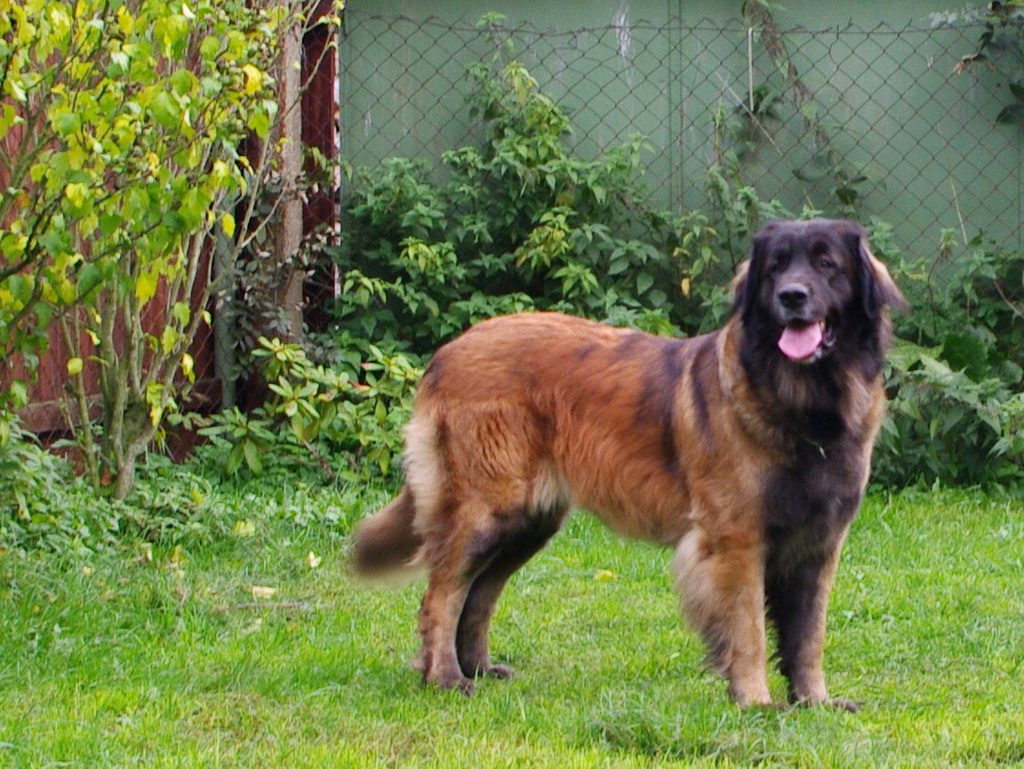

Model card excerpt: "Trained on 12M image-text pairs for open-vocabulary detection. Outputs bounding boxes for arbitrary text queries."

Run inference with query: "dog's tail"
[351,486,423,580]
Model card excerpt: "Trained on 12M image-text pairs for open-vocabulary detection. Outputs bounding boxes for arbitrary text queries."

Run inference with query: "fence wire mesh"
[339,9,1022,256]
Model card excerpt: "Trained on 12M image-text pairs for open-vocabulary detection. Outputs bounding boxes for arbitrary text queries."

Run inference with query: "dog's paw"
[427,668,476,695]
[460,656,515,680]
[824,697,859,713]
[482,663,514,679]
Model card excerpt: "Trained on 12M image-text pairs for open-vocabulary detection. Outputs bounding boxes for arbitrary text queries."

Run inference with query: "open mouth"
[777,319,836,363]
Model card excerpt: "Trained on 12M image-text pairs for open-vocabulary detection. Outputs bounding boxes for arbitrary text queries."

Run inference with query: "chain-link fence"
[339,8,1022,256]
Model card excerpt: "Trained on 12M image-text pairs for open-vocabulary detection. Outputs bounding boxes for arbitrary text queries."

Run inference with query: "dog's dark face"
[734,219,904,368]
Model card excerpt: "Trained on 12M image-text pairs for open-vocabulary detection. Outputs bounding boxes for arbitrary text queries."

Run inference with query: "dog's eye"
[818,256,836,271]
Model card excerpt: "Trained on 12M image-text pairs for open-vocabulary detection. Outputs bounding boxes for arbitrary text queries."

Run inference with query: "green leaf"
[226,444,244,474]
[172,302,191,327]
[53,111,81,136]
[636,272,654,295]
[607,255,630,276]
[76,263,103,299]
[243,440,262,474]
[0,103,19,139]
[290,412,307,441]
[995,102,1024,125]
[199,35,222,59]
[149,90,180,130]
[64,182,88,209]
[161,325,178,355]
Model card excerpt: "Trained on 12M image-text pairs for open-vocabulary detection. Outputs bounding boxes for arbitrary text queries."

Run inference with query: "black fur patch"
[688,336,716,438]
[464,508,565,579]
[634,338,687,473]
[615,331,645,360]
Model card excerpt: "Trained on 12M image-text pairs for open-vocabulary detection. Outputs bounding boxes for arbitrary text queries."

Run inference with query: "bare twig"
[949,180,969,247]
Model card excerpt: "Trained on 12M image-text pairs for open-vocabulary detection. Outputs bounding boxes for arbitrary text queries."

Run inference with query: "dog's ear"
[841,221,907,319]
[730,259,753,317]
[731,224,776,319]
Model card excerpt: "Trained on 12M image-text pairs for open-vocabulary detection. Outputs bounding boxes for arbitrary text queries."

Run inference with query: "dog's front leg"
[673,527,773,708]
[765,527,858,711]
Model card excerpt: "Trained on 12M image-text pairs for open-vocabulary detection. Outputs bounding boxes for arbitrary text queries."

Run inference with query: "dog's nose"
[777,284,809,310]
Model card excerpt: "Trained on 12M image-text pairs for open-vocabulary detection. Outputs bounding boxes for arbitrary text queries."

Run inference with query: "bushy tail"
[351,487,423,579]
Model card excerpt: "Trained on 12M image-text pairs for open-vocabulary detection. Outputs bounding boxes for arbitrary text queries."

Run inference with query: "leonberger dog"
[353,218,904,709]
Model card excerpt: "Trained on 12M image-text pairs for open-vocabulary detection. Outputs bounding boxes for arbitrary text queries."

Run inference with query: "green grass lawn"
[1,485,1022,768]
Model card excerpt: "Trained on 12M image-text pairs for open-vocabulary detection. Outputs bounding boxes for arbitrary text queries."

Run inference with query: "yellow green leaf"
[136,271,158,304]
[221,212,235,237]
[242,64,263,95]
[181,352,195,383]
[64,182,87,208]
[66,357,84,375]
[161,325,177,355]
[116,5,135,35]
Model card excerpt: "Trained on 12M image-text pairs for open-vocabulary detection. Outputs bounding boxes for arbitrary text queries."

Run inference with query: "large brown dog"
[353,219,904,709]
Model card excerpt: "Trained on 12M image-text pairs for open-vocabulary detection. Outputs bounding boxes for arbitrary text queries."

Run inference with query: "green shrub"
[327,55,723,357]
[328,49,1023,490]
[0,407,369,555]
[0,413,113,554]
[870,225,1024,487]
[199,336,421,482]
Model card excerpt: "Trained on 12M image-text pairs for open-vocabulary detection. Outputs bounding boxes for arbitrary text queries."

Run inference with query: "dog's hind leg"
[414,503,525,694]
[456,509,566,679]
[415,565,475,693]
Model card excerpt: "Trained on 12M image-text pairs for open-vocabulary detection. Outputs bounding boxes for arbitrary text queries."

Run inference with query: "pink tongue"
[778,322,824,361]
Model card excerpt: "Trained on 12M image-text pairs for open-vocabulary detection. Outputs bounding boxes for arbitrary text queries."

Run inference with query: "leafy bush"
[0,409,369,556]
[328,53,724,357]
[199,336,420,482]
[0,413,112,554]
[870,225,1024,487]
[329,45,1024,490]
[0,0,320,500]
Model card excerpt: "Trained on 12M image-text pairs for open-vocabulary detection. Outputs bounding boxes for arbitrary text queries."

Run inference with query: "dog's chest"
[763,436,865,547]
